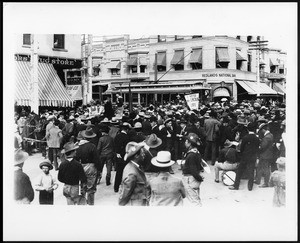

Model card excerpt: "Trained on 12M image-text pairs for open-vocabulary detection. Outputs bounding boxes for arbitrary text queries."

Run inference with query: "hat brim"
[237,121,248,125]
[61,145,79,154]
[39,162,53,170]
[81,130,96,138]
[146,137,162,148]
[14,151,29,166]
[124,144,144,161]
[151,157,175,167]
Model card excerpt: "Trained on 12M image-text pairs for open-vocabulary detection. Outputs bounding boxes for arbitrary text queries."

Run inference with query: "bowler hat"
[149,116,158,123]
[120,122,132,129]
[145,134,162,148]
[14,149,29,166]
[124,142,144,161]
[185,133,201,146]
[39,160,53,170]
[81,127,96,138]
[151,151,175,168]
[61,142,79,154]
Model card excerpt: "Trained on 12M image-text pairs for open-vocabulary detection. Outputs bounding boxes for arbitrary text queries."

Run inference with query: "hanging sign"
[184,93,199,110]
[66,85,82,100]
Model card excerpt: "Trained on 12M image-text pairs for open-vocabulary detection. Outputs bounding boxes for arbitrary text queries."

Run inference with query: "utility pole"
[154,53,157,82]
[249,39,268,98]
[86,34,93,104]
[30,34,39,114]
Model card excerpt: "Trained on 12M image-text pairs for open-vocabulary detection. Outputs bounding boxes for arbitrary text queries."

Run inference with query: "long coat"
[259,132,274,160]
[119,162,149,206]
[14,168,34,203]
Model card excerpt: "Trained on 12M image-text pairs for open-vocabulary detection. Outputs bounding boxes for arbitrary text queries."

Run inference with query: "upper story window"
[53,34,65,49]
[175,35,184,41]
[247,53,252,72]
[216,47,230,69]
[236,49,247,70]
[192,35,202,39]
[156,52,166,72]
[236,35,241,40]
[189,48,202,70]
[23,34,31,46]
[158,35,166,42]
[247,36,253,42]
[171,50,184,71]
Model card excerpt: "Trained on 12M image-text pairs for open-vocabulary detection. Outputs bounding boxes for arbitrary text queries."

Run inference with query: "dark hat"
[149,116,158,123]
[61,142,79,154]
[179,118,187,124]
[258,123,269,132]
[100,125,110,134]
[124,142,144,161]
[237,115,248,125]
[120,122,132,129]
[77,131,84,140]
[39,160,53,170]
[145,134,162,148]
[257,116,268,123]
[81,127,96,138]
[14,149,29,166]
[185,133,201,146]
[247,122,257,131]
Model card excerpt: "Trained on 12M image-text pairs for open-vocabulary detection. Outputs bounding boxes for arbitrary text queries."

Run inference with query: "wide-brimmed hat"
[124,142,144,161]
[85,120,95,127]
[120,122,132,129]
[237,115,248,125]
[145,134,162,148]
[258,122,269,132]
[133,122,142,129]
[185,133,201,146]
[257,116,268,123]
[151,151,175,168]
[221,98,228,102]
[39,160,53,170]
[14,149,29,166]
[61,142,79,154]
[110,117,120,125]
[77,131,84,140]
[224,139,239,148]
[81,127,96,138]
[100,117,110,124]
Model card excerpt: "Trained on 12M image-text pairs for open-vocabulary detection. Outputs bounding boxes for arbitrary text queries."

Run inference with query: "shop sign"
[185,93,199,110]
[202,73,236,78]
[15,54,81,66]
[66,85,82,100]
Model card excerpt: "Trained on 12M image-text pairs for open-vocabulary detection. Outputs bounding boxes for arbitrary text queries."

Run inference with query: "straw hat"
[81,127,96,138]
[14,149,29,166]
[144,134,162,148]
[133,122,142,129]
[151,151,175,168]
[61,142,79,154]
[39,159,53,170]
[124,142,144,161]
[237,115,248,125]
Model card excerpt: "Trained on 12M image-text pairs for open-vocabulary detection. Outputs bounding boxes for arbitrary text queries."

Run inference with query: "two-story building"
[14,34,82,110]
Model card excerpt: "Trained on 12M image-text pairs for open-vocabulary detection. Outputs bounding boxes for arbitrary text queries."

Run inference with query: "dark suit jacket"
[259,132,274,160]
[119,162,148,206]
[240,133,260,162]
[114,132,129,158]
[14,168,34,203]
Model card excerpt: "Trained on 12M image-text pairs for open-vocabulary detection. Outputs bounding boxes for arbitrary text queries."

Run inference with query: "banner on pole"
[184,93,199,110]
[66,85,82,100]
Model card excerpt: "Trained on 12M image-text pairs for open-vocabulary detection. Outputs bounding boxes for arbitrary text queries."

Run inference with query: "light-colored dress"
[269,170,285,207]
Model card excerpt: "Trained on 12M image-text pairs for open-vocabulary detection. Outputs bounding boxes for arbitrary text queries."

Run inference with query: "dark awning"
[157,52,166,66]
[236,50,247,61]
[170,50,184,65]
[15,61,73,107]
[106,61,121,69]
[126,57,138,66]
[189,49,202,64]
[216,48,230,62]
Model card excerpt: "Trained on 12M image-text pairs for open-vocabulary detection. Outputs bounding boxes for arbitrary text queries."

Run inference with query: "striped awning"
[236,50,247,61]
[126,57,138,66]
[15,61,73,107]
[273,82,286,95]
[106,61,121,69]
[157,52,166,66]
[270,58,279,66]
[170,50,184,65]
[216,48,230,62]
[189,49,202,64]
[236,80,278,95]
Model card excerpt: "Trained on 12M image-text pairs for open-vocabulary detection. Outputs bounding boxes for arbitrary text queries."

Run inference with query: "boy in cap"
[269,157,286,207]
[34,160,59,204]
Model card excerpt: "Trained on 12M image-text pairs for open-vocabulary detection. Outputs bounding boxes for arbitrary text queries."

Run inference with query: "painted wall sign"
[202,73,236,78]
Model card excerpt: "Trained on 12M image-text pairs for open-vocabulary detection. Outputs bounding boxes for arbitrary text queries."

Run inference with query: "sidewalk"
[23,152,274,207]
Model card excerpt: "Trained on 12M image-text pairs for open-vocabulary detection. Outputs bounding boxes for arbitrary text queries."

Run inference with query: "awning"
[139,57,147,66]
[279,64,284,69]
[157,52,166,66]
[126,57,137,66]
[15,61,73,107]
[260,59,266,65]
[213,87,230,97]
[273,82,286,95]
[189,49,202,64]
[92,58,102,67]
[236,80,278,95]
[270,58,279,66]
[216,48,230,62]
[106,61,121,69]
[236,50,247,61]
[170,50,184,65]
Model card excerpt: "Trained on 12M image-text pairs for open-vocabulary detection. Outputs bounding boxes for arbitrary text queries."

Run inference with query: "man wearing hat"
[14,149,34,204]
[175,118,188,162]
[182,133,204,206]
[214,139,239,183]
[148,151,186,206]
[74,127,101,205]
[119,142,148,206]
[108,117,120,140]
[131,122,146,143]
[113,122,131,193]
[269,157,286,207]
[58,142,87,205]
[34,160,59,204]
[229,122,260,191]
[255,123,274,188]
[97,125,114,186]
[160,118,175,158]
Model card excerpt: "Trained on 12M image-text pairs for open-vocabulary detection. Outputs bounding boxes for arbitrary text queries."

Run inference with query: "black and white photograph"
[3,2,297,241]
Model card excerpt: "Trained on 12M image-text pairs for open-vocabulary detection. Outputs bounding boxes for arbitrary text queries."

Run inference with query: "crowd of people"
[14,96,287,207]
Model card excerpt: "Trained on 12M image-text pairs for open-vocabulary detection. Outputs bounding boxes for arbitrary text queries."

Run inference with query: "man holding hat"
[34,160,59,204]
[14,149,34,204]
[255,123,274,188]
[119,142,148,206]
[148,151,186,206]
[182,133,204,206]
[58,142,87,205]
[74,127,101,205]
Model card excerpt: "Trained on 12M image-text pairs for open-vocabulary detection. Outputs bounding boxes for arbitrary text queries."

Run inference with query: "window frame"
[23,34,31,46]
[216,47,229,69]
[53,34,67,51]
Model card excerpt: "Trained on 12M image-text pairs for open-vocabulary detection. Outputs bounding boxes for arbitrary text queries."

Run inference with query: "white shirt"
[35,173,58,191]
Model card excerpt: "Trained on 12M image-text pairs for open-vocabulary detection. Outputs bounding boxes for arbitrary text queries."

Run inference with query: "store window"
[158,35,166,42]
[53,34,65,49]
[23,34,31,45]
[140,65,146,73]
